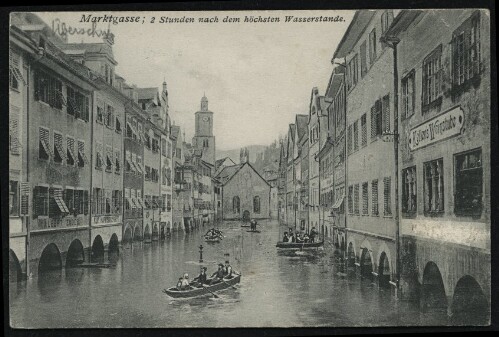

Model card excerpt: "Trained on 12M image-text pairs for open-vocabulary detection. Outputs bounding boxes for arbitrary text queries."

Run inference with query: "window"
[360,41,367,77]
[354,184,359,215]
[96,103,104,123]
[77,140,87,168]
[353,120,359,151]
[347,124,353,154]
[106,105,115,128]
[381,10,394,35]
[452,12,481,87]
[9,49,24,90]
[95,143,103,169]
[362,182,368,215]
[402,166,417,214]
[9,180,19,216]
[402,70,415,119]
[9,105,20,155]
[372,179,379,215]
[67,86,89,121]
[369,28,377,66]
[361,114,367,147]
[383,177,392,216]
[253,196,261,213]
[53,132,64,164]
[233,196,240,213]
[106,147,113,172]
[33,186,49,217]
[67,137,75,166]
[348,185,354,214]
[422,45,443,110]
[115,150,121,174]
[455,149,482,217]
[115,115,121,133]
[347,54,358,90]
[34,71,63,109]
[424,158,444,214]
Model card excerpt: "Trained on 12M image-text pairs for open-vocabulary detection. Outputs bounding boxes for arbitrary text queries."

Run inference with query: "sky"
[35,11,354,151]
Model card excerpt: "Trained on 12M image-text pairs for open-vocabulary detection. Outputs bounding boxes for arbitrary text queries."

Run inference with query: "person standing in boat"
[224,260,233,278]
[210,264,225,284]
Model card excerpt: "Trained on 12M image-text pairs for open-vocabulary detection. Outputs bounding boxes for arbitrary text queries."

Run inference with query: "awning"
[332,194,345,210]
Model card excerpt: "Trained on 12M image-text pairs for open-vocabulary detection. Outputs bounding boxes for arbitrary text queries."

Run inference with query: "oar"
[202,284,219,298]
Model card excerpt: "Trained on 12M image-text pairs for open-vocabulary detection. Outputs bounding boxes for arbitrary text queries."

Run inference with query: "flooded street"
[10,220,457,328]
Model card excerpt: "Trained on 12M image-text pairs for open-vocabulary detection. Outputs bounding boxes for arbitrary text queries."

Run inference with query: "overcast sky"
[35,11,354,151]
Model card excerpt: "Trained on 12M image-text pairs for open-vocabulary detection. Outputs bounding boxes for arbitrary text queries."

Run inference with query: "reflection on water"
[9,220,480,328]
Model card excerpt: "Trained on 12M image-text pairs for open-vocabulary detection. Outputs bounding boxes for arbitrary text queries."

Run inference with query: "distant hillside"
[216,145,266,164]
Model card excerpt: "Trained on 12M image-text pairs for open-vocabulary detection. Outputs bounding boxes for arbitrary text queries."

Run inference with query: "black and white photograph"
[6,5,493,330]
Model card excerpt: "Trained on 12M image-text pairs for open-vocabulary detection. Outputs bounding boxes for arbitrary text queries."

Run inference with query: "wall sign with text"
[408,106,464,151]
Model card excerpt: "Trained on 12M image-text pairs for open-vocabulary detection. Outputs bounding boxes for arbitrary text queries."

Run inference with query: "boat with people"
[163,274,241,299]
[275,241,324,249]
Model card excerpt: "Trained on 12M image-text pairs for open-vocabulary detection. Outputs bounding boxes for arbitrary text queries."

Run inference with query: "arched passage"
[144,224,151,242]
[378,252,391,289]
[39,243,62,273]
[91,235,105,261]
[109,233,119,255]
[152,224,159,241]
[133,225,143,241]
[451,275,489,324]
[9,249,23,282]
[66,239,85,268]
[347,242,356,269]
[123,226,133,244]
[421,262,447,312]
[360,248,373,281]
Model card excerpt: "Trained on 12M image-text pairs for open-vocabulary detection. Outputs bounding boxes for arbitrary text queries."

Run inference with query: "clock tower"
[193,94,216,165]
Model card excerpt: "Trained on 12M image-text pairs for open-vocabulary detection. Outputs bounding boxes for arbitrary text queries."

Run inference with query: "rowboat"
[163,274,241,298]
[205,236,220,243]
[275,241,324,249]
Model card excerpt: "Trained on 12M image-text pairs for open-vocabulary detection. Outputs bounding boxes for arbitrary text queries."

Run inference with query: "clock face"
[203,116,209,122]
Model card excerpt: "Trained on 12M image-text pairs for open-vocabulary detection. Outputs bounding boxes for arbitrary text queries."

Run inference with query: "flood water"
[10,220,472,328]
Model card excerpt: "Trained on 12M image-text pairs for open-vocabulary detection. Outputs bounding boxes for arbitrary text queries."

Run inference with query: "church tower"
[193,94,216,165]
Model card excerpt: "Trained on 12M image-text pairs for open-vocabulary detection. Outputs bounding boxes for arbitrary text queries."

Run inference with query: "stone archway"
[451,275,489,324]
[39,243,62,273]
[9,249,23,282]
[66,239,85,268]
[378,251,391,289]
[421,261,447,312]
[360,248,373,281]
[91,235,105,261]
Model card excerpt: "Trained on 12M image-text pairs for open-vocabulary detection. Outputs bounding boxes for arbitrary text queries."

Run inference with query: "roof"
[59,42,116,64]
[215,164,243,185]
[295,115,308,141]
[384,10,424,38]
[136,87,158,101]
[332,10,376,60]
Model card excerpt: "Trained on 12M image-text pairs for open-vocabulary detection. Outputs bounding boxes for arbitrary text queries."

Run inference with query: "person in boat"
[180,273,191,290]
[176,277,183,290]
[282,232,289,243]
[192,267,208,287]
[224,260,233,278]
[210,264,225,285]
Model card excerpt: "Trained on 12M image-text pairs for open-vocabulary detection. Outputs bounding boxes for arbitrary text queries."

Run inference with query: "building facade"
[386,9,491,318]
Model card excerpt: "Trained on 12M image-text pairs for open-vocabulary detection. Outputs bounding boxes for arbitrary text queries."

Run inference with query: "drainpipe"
[382,35,401,294]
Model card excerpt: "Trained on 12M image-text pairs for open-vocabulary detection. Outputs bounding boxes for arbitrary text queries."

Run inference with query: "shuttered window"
[383,177,392,216]
[9,105,20,155]
[372,179,379,215]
